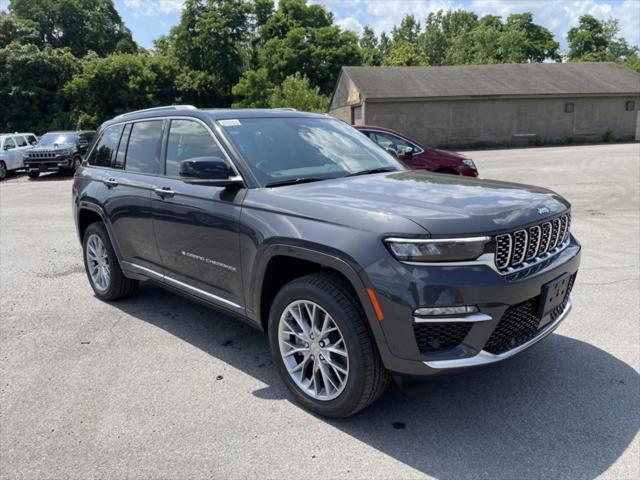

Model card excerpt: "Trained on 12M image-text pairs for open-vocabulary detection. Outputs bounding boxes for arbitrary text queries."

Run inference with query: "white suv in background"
[0,133,38,180]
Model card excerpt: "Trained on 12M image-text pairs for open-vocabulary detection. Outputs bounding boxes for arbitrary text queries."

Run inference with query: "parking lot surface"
[1,143,638,479]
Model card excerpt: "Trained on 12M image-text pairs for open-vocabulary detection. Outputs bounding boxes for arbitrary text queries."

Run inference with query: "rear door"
[151,118,245,312]
[99,120,164,272]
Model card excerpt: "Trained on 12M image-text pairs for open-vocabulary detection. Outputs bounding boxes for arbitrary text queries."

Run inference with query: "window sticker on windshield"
[219,119,241,126]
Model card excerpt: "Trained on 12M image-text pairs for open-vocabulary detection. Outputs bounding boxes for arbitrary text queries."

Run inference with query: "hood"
[259,171,569,236]
[31,143,75,152]
[433,148,466,160]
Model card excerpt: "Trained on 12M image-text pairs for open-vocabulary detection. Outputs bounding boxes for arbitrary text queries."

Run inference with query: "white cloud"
[337,16,364,35]
[123,0,185,17]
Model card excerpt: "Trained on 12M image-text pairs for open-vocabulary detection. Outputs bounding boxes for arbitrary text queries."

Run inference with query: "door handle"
[154,187,176,198]
[104,178,118,188]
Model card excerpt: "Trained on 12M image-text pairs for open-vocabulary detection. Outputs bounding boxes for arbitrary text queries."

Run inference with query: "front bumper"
[25,157,72,172]
[366,236,581,377]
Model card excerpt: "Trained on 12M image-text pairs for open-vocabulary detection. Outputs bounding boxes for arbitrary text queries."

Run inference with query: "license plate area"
[538,273,571,326]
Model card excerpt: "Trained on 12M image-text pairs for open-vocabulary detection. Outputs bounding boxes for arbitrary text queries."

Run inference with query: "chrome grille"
[495,234,512,269]
[526,226,541,260]
[512,230,528,265]
[494,213,571,272]
[539,222,552,254]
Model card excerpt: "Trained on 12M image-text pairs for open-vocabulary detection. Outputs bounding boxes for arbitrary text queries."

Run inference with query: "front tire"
[0,161,6,180]
[269,272,389,418]
[82,222,138,301]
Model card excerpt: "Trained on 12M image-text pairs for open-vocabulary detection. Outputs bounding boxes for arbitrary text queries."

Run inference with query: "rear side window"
[26,135,37,145]
[88,125,124,167]
[165,119,225,177]
[125,121,163,174]
[4,138,15,149]
[15,136,27,147]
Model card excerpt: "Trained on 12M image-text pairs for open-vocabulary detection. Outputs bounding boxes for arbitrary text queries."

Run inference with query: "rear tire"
[27,170,39,179]
[0,161,6,180]
[82,222,138,301]
[268,272,389,418]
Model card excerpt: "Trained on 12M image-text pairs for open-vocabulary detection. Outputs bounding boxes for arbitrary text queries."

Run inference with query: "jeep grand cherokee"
[72,106,581,418]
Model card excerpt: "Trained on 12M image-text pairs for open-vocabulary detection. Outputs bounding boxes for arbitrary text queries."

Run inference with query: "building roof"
[340,62,640,101]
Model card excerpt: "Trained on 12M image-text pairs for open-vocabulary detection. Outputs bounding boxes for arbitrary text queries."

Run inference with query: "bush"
[602,129,616,143]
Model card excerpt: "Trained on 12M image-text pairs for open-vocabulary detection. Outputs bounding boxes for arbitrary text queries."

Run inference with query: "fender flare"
[77,201,124,261]
[250,242,394,362]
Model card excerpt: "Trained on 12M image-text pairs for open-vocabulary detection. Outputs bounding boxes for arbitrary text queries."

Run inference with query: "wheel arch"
[76,202,124,262]
[251,244,391,361]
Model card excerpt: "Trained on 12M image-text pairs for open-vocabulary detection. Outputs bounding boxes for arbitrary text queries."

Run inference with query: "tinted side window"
[26,135,37,145]
[165,119,225,177]
[370,131,413,151]
[125,121,163,174]
[4,138,16,148]
[15,136,27,147]
[114,124,132,170]
[88,125,124,167]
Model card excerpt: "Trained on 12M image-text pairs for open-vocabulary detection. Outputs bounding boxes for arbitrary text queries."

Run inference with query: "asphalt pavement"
[1,143,638,479]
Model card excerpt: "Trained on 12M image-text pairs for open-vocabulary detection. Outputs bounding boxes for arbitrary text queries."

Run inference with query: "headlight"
[385,237,489,262]
[462,158,476,169]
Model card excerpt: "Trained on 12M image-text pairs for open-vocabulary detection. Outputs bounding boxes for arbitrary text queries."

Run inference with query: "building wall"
[360,96,640,148]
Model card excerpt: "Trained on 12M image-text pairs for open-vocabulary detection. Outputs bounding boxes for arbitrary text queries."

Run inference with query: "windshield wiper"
[265,177,326,188]
[346,167,397,177]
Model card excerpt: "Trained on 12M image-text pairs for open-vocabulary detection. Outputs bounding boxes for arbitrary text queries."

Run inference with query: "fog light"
[414,305,479,316]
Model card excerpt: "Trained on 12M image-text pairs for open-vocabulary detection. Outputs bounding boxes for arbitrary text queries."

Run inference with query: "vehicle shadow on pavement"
[116,284,639,480]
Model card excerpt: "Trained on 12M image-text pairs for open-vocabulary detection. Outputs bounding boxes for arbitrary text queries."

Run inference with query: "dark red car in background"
[355,125,478,177]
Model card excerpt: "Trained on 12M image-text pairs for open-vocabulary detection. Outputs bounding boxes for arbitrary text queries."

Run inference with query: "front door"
[151,118,244,313]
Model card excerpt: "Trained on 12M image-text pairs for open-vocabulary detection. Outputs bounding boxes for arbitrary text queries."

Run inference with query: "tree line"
[1,0,638,133]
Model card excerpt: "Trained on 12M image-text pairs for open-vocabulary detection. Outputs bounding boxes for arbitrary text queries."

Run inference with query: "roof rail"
[273,107,297,111]
[114,105,197,119]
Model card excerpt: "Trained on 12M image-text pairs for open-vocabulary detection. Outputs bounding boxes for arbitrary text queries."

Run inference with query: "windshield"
[218,117,405,187]
[38,133,76,146]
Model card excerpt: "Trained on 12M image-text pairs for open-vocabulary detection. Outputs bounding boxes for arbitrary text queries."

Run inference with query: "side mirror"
[78,139,89,149]
[179,157,243,187]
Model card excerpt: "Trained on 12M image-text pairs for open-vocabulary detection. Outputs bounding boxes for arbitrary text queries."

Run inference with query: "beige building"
[330,63,640,148]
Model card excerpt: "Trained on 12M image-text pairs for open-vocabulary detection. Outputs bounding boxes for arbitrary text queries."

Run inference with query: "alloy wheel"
[86,234,111,292]
[278,300,349,401]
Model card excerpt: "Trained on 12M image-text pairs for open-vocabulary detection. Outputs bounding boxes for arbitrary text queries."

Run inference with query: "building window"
[565,102,574,113]
[351,105,362,125]
[626,101,635,111]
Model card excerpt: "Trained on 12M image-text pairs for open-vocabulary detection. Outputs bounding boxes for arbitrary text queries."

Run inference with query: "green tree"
[420,10,479,65]
[166,0,252,102]
[0,12,40,48]
[232,67,274,107]
[500,13,559,62]
[0,43,80,132]
[64,53,186,128]
[470,15,503,64]
[360,25,382,66]
[9,0,137,57]
[259,17,361,95]
[567,14,636,61]
[269,72,328,112]
[392,14,421,44]
[383,41,428,66]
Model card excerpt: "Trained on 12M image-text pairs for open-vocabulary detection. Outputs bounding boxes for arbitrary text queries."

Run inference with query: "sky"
[2,0,639,52]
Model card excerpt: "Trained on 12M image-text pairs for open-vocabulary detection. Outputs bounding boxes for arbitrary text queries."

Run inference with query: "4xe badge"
[537,207,550,215]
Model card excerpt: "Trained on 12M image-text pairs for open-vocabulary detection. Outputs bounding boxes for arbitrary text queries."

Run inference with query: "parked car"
[0,132,37,180]
[354,125,478,177]
[25,130,95,178]
[73,106,580,418]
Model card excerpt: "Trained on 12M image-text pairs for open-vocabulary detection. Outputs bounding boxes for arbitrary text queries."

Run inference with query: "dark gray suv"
[73,106,581,417]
